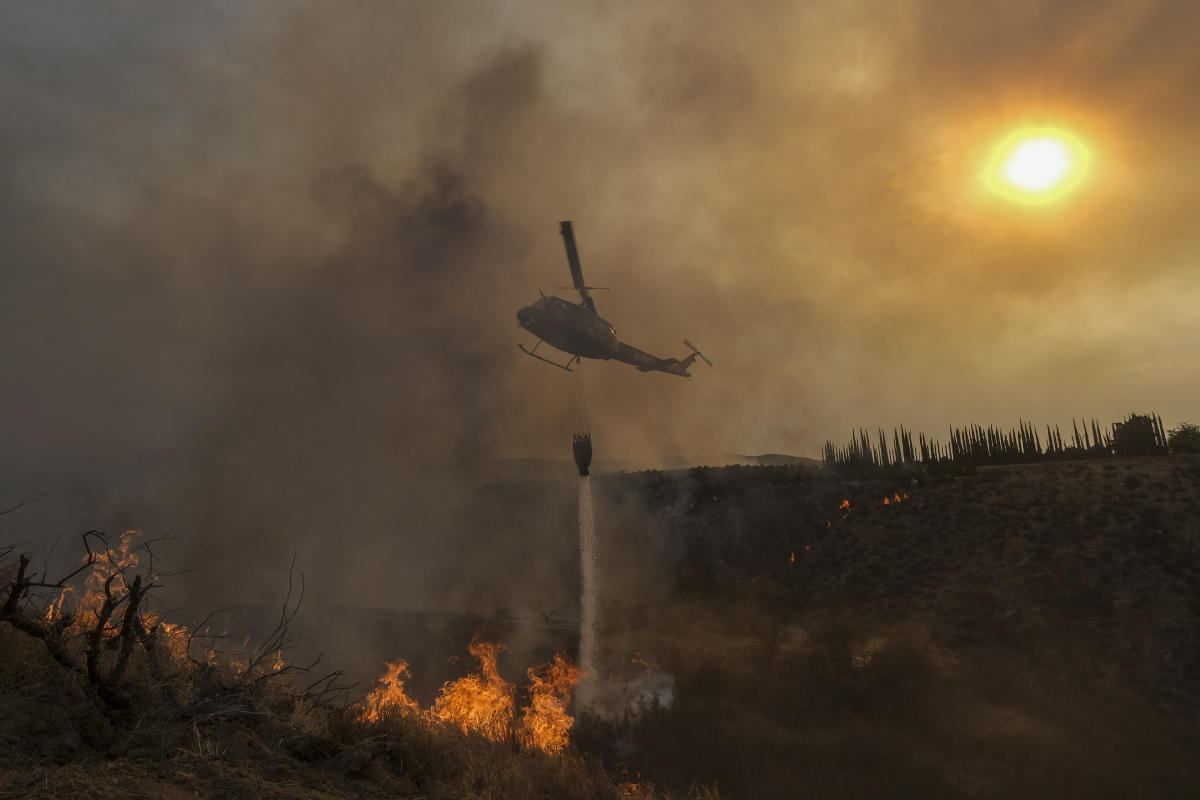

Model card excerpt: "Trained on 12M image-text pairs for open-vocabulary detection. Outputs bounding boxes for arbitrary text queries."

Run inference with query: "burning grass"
[430,639,516,741]
[520,653,583,754]
[360,658,421,721]
[359,637,583,756]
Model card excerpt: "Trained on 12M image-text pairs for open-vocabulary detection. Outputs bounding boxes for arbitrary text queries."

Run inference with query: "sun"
[983,127,1090,205]
[1005,138,1069,190]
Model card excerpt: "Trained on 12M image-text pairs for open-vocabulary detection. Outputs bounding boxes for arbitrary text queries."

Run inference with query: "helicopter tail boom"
[614,339,711,377]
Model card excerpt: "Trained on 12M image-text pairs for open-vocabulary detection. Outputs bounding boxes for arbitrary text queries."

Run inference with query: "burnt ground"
[578,454,1200,798]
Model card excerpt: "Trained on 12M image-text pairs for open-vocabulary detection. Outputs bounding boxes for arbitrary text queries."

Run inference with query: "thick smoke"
[0,9,568,609]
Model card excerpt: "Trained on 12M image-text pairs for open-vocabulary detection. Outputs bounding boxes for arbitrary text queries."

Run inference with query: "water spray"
[577,475,598,706]
[572,366,599,706]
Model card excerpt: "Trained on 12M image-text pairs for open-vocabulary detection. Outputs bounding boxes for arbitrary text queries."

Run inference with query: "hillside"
[581,454,1200,797]
[604,455,1200,706]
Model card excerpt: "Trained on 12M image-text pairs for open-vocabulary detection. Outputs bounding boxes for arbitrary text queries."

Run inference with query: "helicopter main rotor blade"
[559,221,597,314]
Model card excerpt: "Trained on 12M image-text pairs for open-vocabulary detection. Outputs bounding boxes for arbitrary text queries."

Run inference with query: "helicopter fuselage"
[516,295,620,360]
[516,220,709,377]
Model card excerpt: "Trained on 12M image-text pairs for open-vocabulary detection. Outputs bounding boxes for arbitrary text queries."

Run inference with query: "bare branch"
[2,554,34,617]
[111,574,152,685]
[0,491,47,517]
[245,651,325,692]
[185,606,240,667]
[302,669,355,704]
[237,554,305,684]
[85,573,123,688]
[38,529,66,585]
[0,554,91,695]
[132,531,176,579]
[26,530,109,591]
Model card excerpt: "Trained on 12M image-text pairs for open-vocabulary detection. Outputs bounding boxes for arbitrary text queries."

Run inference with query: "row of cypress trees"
[822,412,1169,470]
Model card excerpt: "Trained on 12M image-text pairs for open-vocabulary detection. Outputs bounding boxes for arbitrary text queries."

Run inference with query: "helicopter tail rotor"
[683,339,713,367]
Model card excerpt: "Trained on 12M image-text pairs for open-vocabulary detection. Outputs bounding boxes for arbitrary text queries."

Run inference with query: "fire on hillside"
[36,529,585,756]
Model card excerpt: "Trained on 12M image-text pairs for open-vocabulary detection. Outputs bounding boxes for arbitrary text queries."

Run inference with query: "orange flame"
[839,499,851,511]
[620,768,648,799]
[158,621,190,662]
[431,639,515,741]
[140,612,190,663]
[362,659,421,722]
[361,640,584,755]
[519,653,582,754]
[69,531,140,637]
[38,529,303,686]
[63,531,195,663]
[45,586,72,622]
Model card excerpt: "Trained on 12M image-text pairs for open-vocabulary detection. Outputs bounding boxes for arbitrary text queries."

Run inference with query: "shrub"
[1168,422,1200,454]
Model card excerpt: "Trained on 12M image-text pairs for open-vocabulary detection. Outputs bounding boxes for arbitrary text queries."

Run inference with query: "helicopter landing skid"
[518,342,579,372]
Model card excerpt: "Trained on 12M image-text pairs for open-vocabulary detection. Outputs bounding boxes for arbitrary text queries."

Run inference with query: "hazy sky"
[3,1,1198,604]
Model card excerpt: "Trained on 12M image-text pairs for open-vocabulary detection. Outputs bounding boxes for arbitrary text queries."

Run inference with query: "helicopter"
[516,221,711,378]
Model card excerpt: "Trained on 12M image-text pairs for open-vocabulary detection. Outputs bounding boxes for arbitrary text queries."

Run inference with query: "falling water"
[577,474,598,706]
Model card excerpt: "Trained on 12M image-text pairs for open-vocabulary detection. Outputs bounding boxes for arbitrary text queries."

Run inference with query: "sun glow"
[983,127,1090,205]
[1006,138,1069,190]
